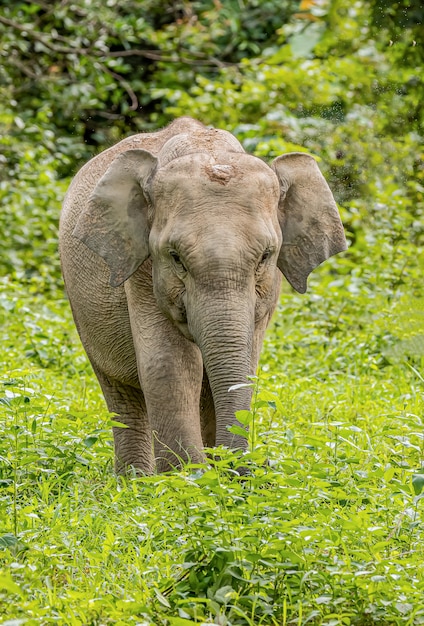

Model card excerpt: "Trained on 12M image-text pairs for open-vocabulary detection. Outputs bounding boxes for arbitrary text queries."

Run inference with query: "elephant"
[59,117,347,474]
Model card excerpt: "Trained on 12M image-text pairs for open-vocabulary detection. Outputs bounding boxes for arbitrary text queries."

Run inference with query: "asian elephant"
[59,117,347,474]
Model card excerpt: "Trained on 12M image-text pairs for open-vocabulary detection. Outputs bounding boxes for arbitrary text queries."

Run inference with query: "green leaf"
[83,435,98,448]
[0,534,19,549]
[153,588,171,608]
[214,585,236,605]
[234,410,252,426]
[412,473,424,495]
[227,425,249,438]
[0,574,24,596]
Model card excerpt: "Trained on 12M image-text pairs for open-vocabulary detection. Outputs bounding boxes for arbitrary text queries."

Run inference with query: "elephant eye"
[259,249,272,265]
[170,250,187,272]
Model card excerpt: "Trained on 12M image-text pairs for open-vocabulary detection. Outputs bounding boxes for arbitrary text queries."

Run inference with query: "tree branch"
[0,15,237,70]
[98,62,139,111]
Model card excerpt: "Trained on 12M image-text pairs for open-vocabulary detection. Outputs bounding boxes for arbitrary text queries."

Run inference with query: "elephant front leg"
[125,273,205,472]
[93,368,154,475]
[127,309,205,472]
[138,335,205,472]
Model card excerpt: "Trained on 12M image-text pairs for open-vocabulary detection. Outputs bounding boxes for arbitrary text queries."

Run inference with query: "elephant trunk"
[187,286,255,449]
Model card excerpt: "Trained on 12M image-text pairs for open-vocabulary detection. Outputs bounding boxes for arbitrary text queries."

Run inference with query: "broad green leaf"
[412,473,424,495]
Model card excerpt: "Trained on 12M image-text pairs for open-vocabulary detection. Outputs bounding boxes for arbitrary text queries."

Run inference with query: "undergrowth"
[1,181,423,623]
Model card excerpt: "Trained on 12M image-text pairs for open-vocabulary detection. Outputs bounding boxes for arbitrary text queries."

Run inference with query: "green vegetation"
[1,0,423,623]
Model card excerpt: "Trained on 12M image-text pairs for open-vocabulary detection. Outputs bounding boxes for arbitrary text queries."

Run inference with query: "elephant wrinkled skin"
[59,117,347,474]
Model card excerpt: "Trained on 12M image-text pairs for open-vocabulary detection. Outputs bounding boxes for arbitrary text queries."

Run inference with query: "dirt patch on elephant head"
[204,163,236,185]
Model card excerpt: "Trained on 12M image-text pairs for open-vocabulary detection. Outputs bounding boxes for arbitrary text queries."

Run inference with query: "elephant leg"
[139,338,205,472]
[93,367,154,475]
[125,273,205,472]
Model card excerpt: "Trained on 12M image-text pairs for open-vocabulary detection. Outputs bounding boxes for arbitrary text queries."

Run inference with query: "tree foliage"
[0,0,298,155]
[1,0,422,156]
[1,0,422,285]
[0,0,422,315]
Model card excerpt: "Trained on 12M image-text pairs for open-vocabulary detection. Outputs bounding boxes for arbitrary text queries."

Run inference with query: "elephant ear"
[73,149,157,287]
[272,153,347,294]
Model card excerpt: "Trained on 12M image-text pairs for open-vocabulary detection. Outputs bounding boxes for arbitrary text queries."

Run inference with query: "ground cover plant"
[1,0,424,623]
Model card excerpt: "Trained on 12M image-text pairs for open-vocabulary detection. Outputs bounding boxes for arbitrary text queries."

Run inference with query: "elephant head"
[73,128,346,449]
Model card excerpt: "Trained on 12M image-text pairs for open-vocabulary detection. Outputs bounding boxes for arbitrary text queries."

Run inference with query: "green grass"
[1,188,424,625]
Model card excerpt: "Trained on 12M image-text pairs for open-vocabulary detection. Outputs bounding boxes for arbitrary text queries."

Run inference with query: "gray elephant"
[59,117,346,474]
